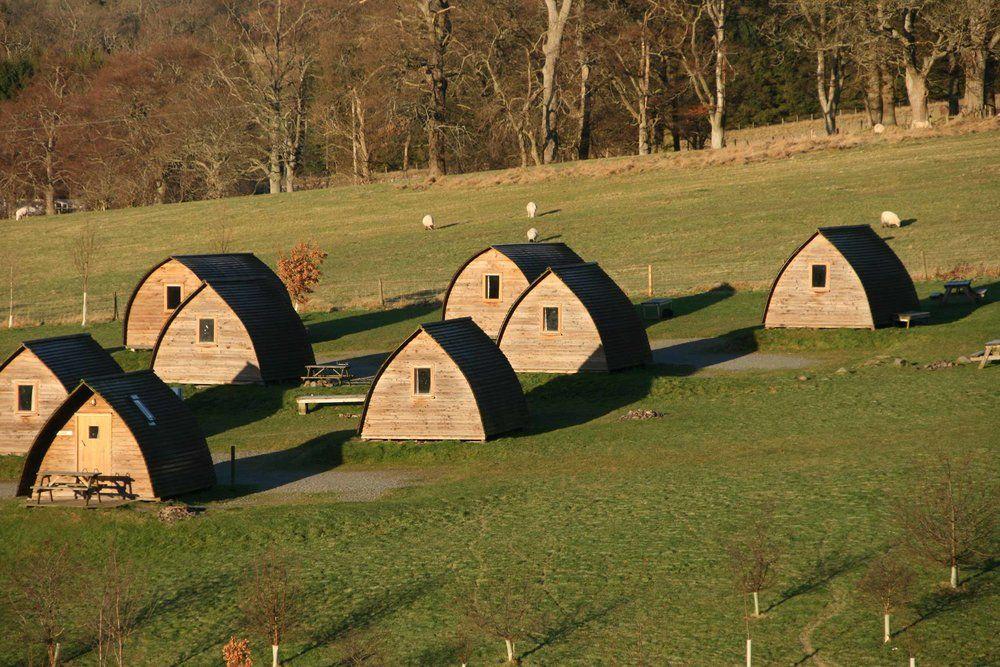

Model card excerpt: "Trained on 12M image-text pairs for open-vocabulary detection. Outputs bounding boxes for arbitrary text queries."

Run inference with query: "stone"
[835,367,849,375]
[893,358,907,367]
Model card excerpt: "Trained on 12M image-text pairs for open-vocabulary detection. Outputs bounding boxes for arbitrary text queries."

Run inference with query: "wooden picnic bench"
[301,363,352,387]
[296,394,367,415]
[940,280,985,305]
[896,311,930,328]
[973,340,1000,369]
[31,470,134,506]
[640,298,674,320]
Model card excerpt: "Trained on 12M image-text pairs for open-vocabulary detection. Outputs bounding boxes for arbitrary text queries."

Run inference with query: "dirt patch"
[651,338,814,372]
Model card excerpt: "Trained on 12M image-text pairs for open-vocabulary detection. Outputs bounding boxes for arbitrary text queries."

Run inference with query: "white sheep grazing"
[422,214,434,230]
[526,201,537,218]
[873,123,885,135]
[526,227,538,243]
[880,211,901,228]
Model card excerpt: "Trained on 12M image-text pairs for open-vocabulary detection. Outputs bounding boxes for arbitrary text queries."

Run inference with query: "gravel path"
[651,338,814,371]
[0,481,15,499]
[211,450,422,502]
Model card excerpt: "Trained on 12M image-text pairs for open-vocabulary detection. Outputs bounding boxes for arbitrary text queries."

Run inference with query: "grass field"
[2,129,999,324]
[0,132,998,666]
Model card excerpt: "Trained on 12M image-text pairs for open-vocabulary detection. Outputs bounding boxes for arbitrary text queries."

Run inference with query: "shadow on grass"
[184,429,353,502]
[769,548,870,613]
[919,280,997,327]
[305,301,440,345]
[895,559,997,637]
[520,596,630,660]
[185,383,289,437]
[643,283,736,328]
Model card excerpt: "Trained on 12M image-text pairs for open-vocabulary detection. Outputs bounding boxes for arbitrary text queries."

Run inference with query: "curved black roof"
[123,253,288,346]
[0,334,122,390]
[441,243,584,314]
[150,278,315,383]
[496,262,651,371]
[359,318,528,439]
[17,371,214,498]
[763,225,919,327]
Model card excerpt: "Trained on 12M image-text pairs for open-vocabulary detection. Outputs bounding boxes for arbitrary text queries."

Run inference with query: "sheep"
[526,227,538,243]
[422,214,434,230]
[526,201,537,218]
[880,211,901,228]
[15,204,43,221]
[873,123,885,135]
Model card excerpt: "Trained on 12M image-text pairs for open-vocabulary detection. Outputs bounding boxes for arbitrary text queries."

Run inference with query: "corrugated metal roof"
[421,318,528,436]
[207,279,315,382]
[818,225,919,327]
[17,371,215,499]
[0,334,122,390]
[491,243,585,282]
[547,263,651,370]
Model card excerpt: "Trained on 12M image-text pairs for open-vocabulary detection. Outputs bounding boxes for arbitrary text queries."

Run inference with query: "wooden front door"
[76,414,112,472]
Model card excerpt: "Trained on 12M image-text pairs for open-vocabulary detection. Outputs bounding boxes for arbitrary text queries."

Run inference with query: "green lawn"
[0,133,998,665]
[2,130,998,325]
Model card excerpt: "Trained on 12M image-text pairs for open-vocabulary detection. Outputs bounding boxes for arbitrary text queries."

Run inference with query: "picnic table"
[301,363,352,387]
[976,340,1000,369]
[940,280,987,305]
[31,470,134,506]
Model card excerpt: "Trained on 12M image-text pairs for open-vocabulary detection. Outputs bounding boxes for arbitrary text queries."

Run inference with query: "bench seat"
[896,311,930,328]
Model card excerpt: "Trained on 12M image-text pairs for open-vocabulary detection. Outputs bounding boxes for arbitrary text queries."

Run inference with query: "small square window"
[165,285,182,310]
[543,307,560,332]
[811,264,828,289]
[88,425,100,439]
[16,384,34,412]
[413,367,432,395]
[198,318,215,343]
[484,274,501,301]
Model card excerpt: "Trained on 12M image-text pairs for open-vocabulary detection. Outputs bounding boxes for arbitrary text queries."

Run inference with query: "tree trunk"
[946,52,961,117]
[752,591,760,617]
[7,267,13,328]
[154,178,167,205]
[272,644,279,667]
[745,638,751,667]
[81,291,88,326]
[881,67,897,126]
[268,141,282,194]
[903,65,930,128]
[816,50,841,135]
[576,0,592,160]
[638,35,651,155]
[961,45,990,116]
[402,133,411,172]
[709,112,724,149]
[709,0,727,149]
[540,0,572,164]
[505,638,515,663]
[883,612,890,643]
[863,62,883,126]
[950,564,958,589]
[422,0,451,179]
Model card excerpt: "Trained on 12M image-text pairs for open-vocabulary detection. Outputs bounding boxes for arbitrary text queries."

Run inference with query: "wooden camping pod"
[359,318,528,441]
[17,371,215,500]
[763,225,919,329]
[496,262,651,373]
[150,278,315,385]
[441,243,584,338]
[122,253,288,349]
[0,334,122,454]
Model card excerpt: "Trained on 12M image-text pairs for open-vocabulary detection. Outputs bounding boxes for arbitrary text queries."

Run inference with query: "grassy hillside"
[3,130,999,324]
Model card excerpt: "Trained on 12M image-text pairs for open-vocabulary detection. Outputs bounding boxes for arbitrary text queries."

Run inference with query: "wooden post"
[647,265,653,297]
[112,291,119,321]
[230,446,236,488]
[922,250,929,281]
[378,278,386,310]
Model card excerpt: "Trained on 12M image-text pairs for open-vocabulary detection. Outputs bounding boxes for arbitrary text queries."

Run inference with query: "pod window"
[810,264,828,290]
[130,394,156,426]
[15,384,35,413]
[165,285,182,310]
[413,367,432,395]
[484,274,501,301]
[198,318,216,343]
[543,306,560,332]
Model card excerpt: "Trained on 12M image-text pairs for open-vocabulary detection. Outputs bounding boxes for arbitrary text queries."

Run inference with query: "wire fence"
[6,248,995,329]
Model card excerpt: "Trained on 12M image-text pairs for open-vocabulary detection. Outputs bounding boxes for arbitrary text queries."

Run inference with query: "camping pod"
[359,318,528,441]
[123,253,288,349]
[763,225,919,329]
[0,334,122,454]
[441,243,584,338]
[17,371,215,500]
[151,278,314,385]
[496,262,651,373]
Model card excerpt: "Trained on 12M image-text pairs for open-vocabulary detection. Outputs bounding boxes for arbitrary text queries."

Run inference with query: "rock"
[797,375,809,381]
[893,358,907,367]
[835,367,849,375]
[620,409,663,421]
[956,356,971,365]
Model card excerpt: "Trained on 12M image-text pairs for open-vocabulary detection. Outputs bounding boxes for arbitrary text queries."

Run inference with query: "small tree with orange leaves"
[276,242,328,311]
[223,636,252,667]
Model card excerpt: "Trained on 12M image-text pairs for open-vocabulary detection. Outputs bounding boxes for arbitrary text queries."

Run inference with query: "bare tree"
[3,540,81,666]
[72,221,99,326]
[897,458,996,589]
[239,550,300,667]
[336,628,386,666]
[90,542,152,666]
[727,515,780,618]
[663,0,729,149]
[540,0,574,163]
[857,551,914,644]
[0,249,16,328]
[953,0,1000,116]
[414,0,453,178]
[608,1,668,154]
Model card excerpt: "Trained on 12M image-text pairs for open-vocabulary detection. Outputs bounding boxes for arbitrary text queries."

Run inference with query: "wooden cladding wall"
[361,331,485,441]
[443,250,531,339]
[499,275,607,373]
[125,260,204,349]
[153,287,262,385]
[34,394,155,498]
[765,235,874,329]
[0,351,65,454]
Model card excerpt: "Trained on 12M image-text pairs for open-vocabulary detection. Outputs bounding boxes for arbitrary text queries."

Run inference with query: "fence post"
[230,446,236,488]
[922,250,928,281]
[112,291,119,321]
[647,265,653,297]
[378,278,386,310]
